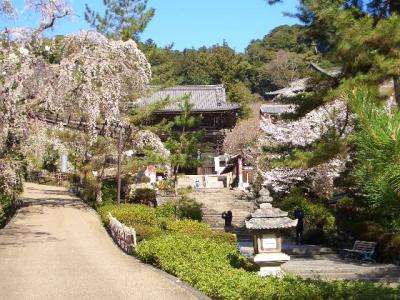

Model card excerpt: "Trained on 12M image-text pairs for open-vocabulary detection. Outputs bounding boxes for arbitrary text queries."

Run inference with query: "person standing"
[294,207,304,245]
[221,211,233,228]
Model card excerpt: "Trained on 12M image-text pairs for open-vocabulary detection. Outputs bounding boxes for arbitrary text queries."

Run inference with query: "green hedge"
[98,203,399,299]
[276,189,336,244]
[130,188,157,207]
[156,198,203,221]
[97,203,160,241]
[136,233,398,300]
[166,219,237,246]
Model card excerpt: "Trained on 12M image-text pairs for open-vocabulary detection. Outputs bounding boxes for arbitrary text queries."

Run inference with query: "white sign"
[262,234,277,250]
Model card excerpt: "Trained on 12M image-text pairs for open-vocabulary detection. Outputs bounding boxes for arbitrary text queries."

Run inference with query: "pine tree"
[268,0,400,105]
[85,0,155,41]
[164,96,205,187]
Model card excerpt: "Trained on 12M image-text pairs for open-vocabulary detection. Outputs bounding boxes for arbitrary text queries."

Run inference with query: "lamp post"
[245,203,297,277]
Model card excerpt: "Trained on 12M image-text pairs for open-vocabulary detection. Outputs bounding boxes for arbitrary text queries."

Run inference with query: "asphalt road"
[0,183,202,300]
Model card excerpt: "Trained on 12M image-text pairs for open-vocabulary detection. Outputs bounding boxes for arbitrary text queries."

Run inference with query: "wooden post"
[117,127,122,204]
[393,76,400,106]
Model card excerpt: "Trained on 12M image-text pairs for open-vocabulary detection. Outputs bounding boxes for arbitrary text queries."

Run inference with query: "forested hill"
[140,2,400,262]
[140,24,315,116]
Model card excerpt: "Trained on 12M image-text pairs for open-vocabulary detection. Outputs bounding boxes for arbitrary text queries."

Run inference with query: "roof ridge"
[164,85,224,90]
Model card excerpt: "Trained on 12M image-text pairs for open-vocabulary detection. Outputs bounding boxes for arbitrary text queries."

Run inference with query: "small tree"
[164,96,204,188]
[263,50,305,88]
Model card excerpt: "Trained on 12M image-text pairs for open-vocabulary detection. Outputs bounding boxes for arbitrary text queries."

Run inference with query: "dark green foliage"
[42,145,60,172]
[174,196,202,221]
[97,203,156,227]
[85,0,155,41]
[276,189,336,244]
[348,89,400,230]
[269,138,347,169]
[246,25,313,65]
[155,197,203,221]
[165,97,205,178]
[101,181,117,203]
[136,232,398,300]
[0,196,14,227]
[97,203,160,241]
[303,228,326,244]
[130,188,157,207]
[155,201,176,220]
[0,160,24,227]
[227,82,255,118]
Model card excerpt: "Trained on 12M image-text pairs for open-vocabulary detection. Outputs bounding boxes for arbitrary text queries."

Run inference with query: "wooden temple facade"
[134,85,241,174]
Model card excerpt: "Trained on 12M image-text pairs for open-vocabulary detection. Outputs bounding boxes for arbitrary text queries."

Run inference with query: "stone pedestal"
[253,252,290,277]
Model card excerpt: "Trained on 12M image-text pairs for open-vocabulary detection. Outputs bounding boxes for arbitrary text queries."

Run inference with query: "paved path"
[0,183,204,300]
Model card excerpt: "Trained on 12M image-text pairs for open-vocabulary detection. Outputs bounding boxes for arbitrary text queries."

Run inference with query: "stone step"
[282,258,400,282]
[291,274,400,282]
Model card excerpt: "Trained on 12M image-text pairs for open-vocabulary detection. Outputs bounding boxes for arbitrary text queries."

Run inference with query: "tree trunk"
[95,188,103,203]
[116,128,122,204]
[394,75,400,106]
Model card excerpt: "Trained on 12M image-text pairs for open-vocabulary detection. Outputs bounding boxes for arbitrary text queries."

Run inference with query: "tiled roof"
[245,203,297,230]
[266,79,308,98]
[245,217,298,230]
[135,85,241,112]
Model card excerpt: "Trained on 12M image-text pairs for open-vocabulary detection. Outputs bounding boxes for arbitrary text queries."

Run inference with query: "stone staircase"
[283,258,400,282]
[190,189,257,231]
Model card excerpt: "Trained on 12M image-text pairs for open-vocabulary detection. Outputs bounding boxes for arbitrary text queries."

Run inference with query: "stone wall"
[108,213,137,254]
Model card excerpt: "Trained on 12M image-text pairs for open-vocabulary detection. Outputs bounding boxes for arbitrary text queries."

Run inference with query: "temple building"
[134,85,241,175]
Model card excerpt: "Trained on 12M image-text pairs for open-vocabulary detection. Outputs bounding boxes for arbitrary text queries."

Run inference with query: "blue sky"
[1,0,298,52]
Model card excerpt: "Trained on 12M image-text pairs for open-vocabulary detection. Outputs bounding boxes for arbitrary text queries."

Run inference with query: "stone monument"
[245,203,297,277]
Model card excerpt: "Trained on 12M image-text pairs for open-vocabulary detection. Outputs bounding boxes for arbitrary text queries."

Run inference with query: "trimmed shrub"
[136,233,398,300]
[155,200,176,220]
[97,203,162,241]
[134,224,163,242]
[156,197,203,221]
[175,196,202,221]
[166,219,212,237]
[212,231,237,246]
[101,181,116,203]
[166,219,237,246]
[276,189,336,243]
[130,188,157,207]
[97,203,156,227]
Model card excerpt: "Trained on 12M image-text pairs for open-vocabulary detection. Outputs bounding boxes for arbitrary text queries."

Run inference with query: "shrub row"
[165,219,237,246]
[276,189,336,244]
[97,203,161,241]
[97,202,399,299]
[136,233,398,300]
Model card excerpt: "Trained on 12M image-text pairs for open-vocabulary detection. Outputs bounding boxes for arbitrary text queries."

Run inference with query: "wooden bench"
[344,240,376,262]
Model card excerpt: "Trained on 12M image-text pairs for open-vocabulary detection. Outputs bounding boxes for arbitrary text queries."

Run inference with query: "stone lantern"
[245,203,297,277]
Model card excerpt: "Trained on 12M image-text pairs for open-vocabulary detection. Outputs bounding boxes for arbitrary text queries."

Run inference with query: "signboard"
[262,234,277,250]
